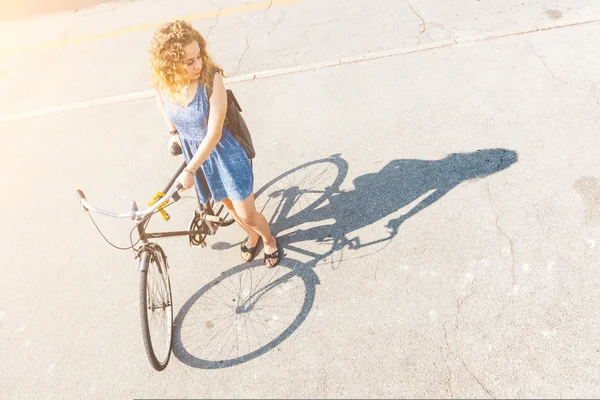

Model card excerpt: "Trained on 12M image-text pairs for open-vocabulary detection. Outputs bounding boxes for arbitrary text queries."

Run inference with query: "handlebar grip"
[171,182,183,202]
[76,190,86,201]
[75,189,89,210]
[170,142,182,156]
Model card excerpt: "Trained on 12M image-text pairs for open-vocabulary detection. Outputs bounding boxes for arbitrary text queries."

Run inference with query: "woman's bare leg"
[230,194,279,267]
[220,198,260,261]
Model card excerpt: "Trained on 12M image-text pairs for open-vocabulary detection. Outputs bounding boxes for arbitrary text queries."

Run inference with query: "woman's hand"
[176,168,196,190]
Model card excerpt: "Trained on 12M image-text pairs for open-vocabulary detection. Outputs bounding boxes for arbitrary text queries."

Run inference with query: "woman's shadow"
[173,148,518,369]
[282,148,518,252]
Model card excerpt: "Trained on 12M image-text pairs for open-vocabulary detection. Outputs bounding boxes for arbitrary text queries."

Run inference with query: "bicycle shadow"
[173,258,318,369]
[172,148,518,369]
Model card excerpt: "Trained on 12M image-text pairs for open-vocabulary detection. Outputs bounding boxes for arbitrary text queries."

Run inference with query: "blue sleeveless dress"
[162,84,253,204]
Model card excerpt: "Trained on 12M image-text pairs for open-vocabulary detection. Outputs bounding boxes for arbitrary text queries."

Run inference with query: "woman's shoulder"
[156,90,171,105]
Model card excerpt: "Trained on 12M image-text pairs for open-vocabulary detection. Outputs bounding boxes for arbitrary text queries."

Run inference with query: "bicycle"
[75,160,236,371]
[76,153,348,370]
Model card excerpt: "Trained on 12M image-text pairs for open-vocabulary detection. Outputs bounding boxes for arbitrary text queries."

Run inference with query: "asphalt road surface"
[0,0,128,21]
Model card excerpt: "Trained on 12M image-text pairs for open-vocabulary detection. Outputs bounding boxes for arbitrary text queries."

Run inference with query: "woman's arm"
[156,93,181,155]
[186,72,227,172]
[155,93,177,132]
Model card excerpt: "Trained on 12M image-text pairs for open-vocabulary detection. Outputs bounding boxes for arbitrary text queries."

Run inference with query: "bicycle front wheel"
[139,246,173,371]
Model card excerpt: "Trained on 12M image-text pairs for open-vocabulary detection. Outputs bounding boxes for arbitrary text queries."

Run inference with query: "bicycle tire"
[212,199,235,227]
[139,246,173,371]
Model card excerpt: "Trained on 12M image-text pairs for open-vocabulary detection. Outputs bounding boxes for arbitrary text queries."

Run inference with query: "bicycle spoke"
[245,312,264,349]
[192,314,239,356]
[207,316,242,360]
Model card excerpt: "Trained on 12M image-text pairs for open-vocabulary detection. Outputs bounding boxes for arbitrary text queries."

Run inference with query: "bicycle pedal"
[189,236,207,248]
[204,215,222,223]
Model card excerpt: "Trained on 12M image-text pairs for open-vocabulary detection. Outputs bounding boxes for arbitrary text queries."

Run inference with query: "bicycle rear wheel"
[211,198,235,227]
[139,245,173,371]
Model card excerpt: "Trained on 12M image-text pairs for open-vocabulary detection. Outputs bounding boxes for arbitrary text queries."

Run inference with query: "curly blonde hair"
[149,20,224,104]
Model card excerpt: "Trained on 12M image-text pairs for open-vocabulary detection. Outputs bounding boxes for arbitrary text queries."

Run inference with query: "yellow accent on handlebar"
[148,192,170,221]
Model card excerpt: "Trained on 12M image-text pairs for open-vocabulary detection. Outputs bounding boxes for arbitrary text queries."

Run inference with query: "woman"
[149,20,280,267]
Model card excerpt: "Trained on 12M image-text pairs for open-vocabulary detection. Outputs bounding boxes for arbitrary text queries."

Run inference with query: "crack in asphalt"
[456,277,475,319]
[442,322,455,398]
[443,278,496,398]
[405,0,429,45]
[242,8,284,34]
[207,3,222,40]
[486,181,517,287]
[236,34,251,75]
[592,84,600,108]
[527,42,568,85]
[494,297,510,328]
[259,11,285,32]
[458,354,496,398]
[455,278,495,398]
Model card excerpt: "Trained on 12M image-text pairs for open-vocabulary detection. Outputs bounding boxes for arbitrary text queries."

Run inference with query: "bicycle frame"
[136,161,224,245]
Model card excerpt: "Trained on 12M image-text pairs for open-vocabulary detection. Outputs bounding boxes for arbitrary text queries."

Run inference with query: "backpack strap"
[206,80,213,100]
[204,68,218,100]
[204,69,241,111]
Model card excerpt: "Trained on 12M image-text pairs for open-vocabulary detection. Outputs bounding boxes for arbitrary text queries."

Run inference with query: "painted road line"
[2,17,599,123]
[0,0,304,57]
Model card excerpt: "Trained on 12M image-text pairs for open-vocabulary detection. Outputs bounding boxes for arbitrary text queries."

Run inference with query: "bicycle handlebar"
[75,182,183,220]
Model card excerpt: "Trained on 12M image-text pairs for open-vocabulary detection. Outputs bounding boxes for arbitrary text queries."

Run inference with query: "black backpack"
[206,76,256,159]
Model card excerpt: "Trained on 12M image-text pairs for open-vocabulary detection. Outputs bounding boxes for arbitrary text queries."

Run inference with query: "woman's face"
[180,41,203,80]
